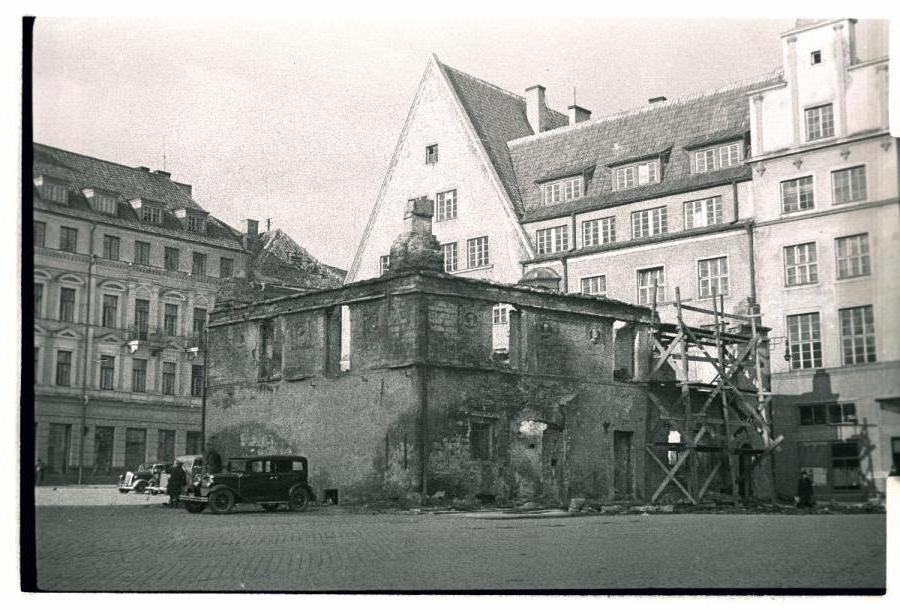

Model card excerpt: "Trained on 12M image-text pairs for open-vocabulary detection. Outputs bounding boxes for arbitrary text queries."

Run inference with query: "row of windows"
[781,165,866,213]
[34,221,234,277]
[34,283,208,334]
[579,258,727,302]
[534,196,724,255]
[43,347,204,395]
[798,403,857,426]
[787,306,876,370]
[783,233,871,287]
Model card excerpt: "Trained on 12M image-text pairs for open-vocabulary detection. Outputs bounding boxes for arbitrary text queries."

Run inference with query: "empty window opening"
[492,303,514,360]
[324,489,339,505]
[613,321,635,380]
[667,430,682,466]
[470,420,494,460]
[339,305,352,372]
[259,319,282,380]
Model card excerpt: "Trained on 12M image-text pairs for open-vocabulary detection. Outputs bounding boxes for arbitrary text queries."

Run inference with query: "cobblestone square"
[31,487,886,592]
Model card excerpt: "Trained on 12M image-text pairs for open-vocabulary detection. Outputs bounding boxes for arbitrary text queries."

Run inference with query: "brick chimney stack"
[243,219,260,250]
[568,104,592,125]
[526,85,550,134]
[387,196,443,274]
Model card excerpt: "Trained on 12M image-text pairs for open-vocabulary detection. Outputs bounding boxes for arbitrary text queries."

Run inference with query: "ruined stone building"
[346,19,898,500]
[31,143,343,482]
[206,200,657,504]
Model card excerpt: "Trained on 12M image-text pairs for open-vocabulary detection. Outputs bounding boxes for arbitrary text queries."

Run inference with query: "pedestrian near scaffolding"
[797,470,815,510]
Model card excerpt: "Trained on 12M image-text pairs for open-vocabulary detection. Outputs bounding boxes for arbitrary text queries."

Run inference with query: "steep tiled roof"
[509,71,784,222]
[250,228,346,290]
[439,62,567,215]
[32,142,243,247]
[34,143,202,210]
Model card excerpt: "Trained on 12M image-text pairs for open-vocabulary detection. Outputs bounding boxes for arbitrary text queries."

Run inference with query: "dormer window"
[34,176,68,204]
[614,160,659,190]
[82,188,118,215]
[541,176,584,205]
[186,215,205,233]
[693,142,742,174]
[142,206,162,224]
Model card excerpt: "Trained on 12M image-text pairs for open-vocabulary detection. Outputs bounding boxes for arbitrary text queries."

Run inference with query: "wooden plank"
[645,446,696,504]
[697,460,723,501]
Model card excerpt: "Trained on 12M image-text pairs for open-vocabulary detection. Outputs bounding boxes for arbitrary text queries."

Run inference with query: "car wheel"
[288,488,310,512]
[118,489,130,494]
[184,501,206,514]
[134,481,147,493]
[261,504,280,512]
[208,489,235,514]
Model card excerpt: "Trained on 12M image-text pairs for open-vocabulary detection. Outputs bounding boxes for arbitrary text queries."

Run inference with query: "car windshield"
[228,460,247,473]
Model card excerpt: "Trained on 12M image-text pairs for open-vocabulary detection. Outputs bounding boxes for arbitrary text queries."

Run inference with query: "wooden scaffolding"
[643,286,783,505]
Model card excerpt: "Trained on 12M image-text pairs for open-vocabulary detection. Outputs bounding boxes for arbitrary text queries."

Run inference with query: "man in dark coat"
[204,437,223,474]
[167,460,187,508]
[797,470,815,510]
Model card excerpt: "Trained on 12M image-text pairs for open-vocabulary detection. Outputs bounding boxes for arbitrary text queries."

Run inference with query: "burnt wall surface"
[205,271,653,504]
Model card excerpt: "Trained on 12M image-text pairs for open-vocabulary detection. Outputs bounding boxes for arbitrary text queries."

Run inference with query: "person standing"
[204,436,223,474]
[35,458,45,484]
[797,470,815,510]
[167,460,186,508]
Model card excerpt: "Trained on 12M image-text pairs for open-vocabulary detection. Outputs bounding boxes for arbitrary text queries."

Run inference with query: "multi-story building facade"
[31,143,345,483]
[347,19,897,499]
[746,19,899,500]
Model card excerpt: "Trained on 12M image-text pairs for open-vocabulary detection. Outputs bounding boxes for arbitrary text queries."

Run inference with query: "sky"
[32,17,806,269]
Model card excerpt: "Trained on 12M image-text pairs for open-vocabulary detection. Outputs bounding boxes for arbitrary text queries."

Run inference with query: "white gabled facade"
[346,56,533,284]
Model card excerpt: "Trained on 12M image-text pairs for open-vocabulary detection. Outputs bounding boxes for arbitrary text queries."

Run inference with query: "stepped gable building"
[347,18,898,499]
[31,143,343,482]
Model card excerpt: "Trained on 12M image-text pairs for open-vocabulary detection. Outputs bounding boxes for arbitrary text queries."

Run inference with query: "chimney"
[568,104,592,126]
[153,169,171,179]
[244,219,259,237]
[136,166,150,172]
[526,85,550,134]
[649,96,667,104]
[386,196,443,274]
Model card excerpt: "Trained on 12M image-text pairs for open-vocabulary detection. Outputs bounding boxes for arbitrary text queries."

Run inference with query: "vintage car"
[145,455,204,495]
[118,463,169,494]
[180,455,315,514]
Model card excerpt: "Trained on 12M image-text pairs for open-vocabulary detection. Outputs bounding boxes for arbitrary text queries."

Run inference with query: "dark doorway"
[47,423,71,474]
[613,431,634,500]
[93,426,114,474]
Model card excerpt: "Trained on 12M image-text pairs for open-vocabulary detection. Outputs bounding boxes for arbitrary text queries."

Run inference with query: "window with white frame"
[99,355,115,391]
[832,166,867,204]
[186,215,205,233]
[784,242,818,286]
[615,160,659,190]
[535,225,569,254]
[698,256,729,298]
[582,217,615,247]
[805,104,835,141]
[787,312,822,369]
[693,142,743,174]
[840,305,876,365]
[142,206,162,225]
[541,176,584,205]
[781,176,815,213]
[436,189,457,221]
[637,267,665,305]
[379,255,390,276]
[441,242,458,272]
[632,206,668,238]
[93,194,117,215]
[425,144,438,165]
[492,304,509,325]
[581,275,606,296]
[467,236,489,268]
[684,196,723,229]
[835,234,870,279]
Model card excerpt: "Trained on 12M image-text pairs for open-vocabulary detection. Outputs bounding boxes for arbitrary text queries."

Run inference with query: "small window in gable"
[426,144,439,165]
[541,176,584,205]
[614,160,659,190]
[811,50,822,65]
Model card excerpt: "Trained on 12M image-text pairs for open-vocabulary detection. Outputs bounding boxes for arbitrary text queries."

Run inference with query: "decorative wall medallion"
[589,328,603,344]
[755,164,766,176]
[840,148,851,160]
[792,158,803,169]
[881,140,893,151]
[464,311,478,328]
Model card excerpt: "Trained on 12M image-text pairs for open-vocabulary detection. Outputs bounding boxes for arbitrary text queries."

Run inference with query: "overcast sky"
[32,17,809,269]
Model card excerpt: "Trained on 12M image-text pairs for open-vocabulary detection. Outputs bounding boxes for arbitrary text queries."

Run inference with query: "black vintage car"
[180,455,316,514]
[118,463,169,494]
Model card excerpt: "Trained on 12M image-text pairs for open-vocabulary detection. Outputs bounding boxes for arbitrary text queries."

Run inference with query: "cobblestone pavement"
[32,487,886,592]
